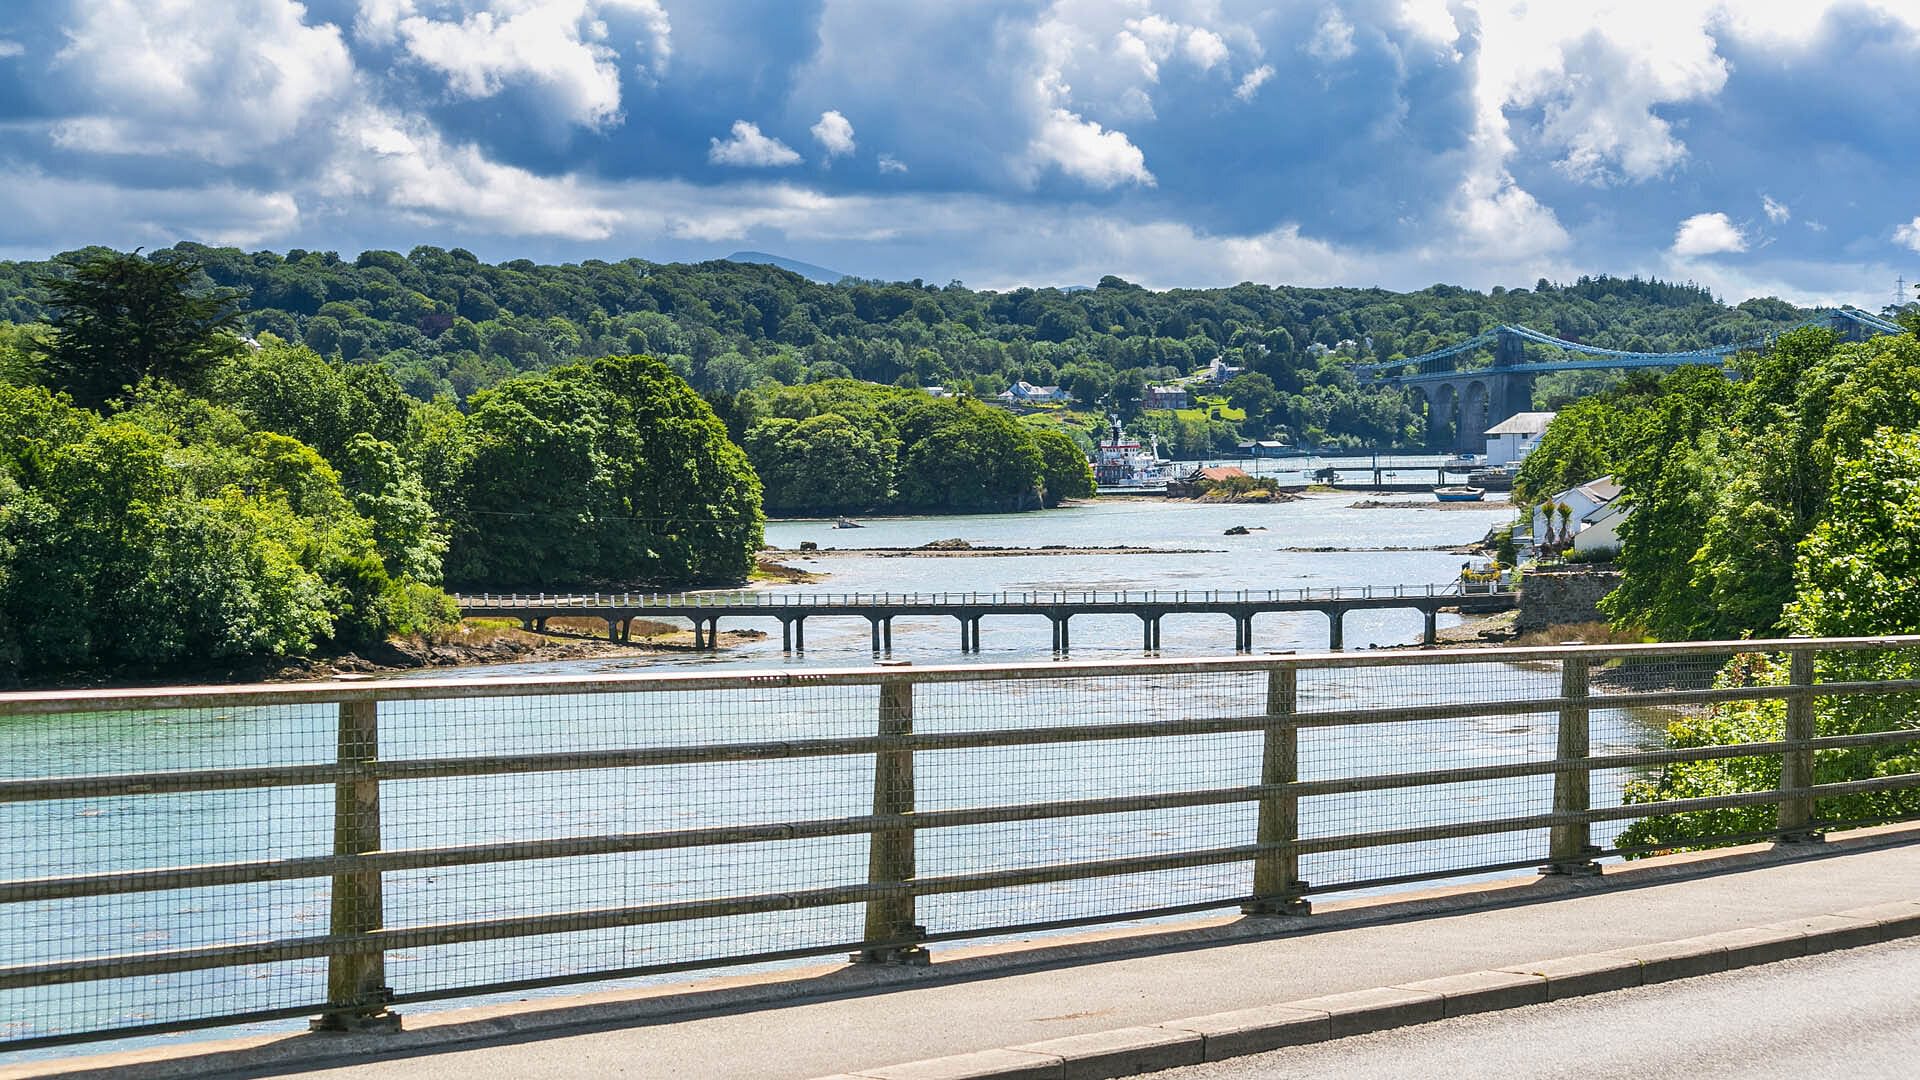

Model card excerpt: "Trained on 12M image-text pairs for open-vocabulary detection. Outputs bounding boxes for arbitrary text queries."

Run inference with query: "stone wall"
[1517,567,1622,633]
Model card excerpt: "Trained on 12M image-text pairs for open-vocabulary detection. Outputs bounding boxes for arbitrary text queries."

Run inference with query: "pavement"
[15,823,1920,1080]
[1149,936,1920,1080]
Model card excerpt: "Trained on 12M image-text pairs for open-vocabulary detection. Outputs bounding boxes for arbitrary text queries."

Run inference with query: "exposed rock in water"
[918,538,974,550]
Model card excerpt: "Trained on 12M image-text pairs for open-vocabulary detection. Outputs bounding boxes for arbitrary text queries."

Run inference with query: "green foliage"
[440,354,764,588]
[0,339,758,680]
[1032,428,1095,506]
[0,249,1812,447]
[37,250,244,409]
[895,399,1045,512]
[745,414,896,514]
[0,383,421,680]
[1787,430,1920,638]
[1605,330,1920,855]
[1512,394,1652,503]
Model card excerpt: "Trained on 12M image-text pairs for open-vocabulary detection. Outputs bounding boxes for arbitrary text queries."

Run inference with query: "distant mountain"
[723,251,849,284]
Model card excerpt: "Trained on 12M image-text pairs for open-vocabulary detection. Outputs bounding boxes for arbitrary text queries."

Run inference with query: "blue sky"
[1,1,1918,305]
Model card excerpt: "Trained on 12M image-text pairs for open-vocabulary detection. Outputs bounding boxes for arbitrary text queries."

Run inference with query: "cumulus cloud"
[1896,217,1920,254]
[51,0,355,164]
[362,0,671,128]
[1027,103,1155,189]
[878,154,908,174]
[810,110,855,160]
[0,39,23,58]
[1308,7,1356,63]
[1762,195,1790,223]
[1397,0,1460,52]
[1672,212,1748,257]
[1234,64,1274,102]
[708,120,803,167]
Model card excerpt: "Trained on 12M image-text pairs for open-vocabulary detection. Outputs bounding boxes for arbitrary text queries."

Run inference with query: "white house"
[997,381,1071,405]
[1572,499,1630,556]
[1200,356,1244,385]
[1484,411,1556,467]
[1532,475,1622,549]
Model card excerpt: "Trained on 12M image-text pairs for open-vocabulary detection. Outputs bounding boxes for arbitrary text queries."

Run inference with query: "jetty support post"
[1245,665,1309,915]
[1423,608,1438,645]
[1544,651,1600,876]
[313,699,399,1031]
[1327,609,1345,651]
[854,665,927,964]
[1777,647,1822,842]
[794,617,805,652]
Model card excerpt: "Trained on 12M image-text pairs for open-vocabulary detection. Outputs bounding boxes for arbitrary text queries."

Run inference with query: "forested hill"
[0,245,1811,447]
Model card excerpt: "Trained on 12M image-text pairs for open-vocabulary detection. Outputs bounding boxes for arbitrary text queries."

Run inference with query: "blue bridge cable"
[1347,309,1906,382]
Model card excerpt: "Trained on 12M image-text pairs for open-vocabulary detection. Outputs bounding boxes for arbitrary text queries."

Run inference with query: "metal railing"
[454,581,1516,609]
[5,634,1920,1050]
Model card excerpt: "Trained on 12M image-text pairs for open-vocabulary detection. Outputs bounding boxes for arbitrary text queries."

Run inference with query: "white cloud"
[708,120,803,167]
[0,39,23,58]
[1182,27,1229,70]
[878,154,908,174]
[1671,211,1748,257]
[1762,194,1790,223]
[0,167,300,249]
[1234,64,1274,102]
[366,0,672,128]
[810,110,855,160]
[52,0,355,164]
[1397,0,1460,51]
[1027,102,1154,189]
[329,104,625,239]
[1895,217,1920,254]
[1308,7,1356,63]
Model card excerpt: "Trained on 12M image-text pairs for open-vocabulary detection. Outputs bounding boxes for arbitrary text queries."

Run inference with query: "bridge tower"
[1415,328,1537,454]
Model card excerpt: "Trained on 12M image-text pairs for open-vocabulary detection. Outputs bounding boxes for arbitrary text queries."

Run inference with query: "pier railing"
[454,580,1515,609]
[5,634,1920,1050]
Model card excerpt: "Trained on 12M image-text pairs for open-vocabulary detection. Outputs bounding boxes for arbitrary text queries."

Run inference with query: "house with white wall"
[1485,412,1556,467]
[1532,475,1622,550]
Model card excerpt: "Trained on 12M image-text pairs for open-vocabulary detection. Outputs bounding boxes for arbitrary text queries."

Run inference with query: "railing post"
[1245,664,1309,915]
[854,665,926,964]
[312,699,398,1032]
[1544,651,1600,876]
[1777,647,1822,843]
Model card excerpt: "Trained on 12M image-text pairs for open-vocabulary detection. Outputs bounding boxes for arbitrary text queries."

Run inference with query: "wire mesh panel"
[0,702,337,1045]
[1294,660,1560,890]
[9,639,1920,1054]
[913,672,1267,935]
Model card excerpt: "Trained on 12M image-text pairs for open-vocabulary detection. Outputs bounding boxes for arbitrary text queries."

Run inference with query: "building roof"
[1191,466,1249,482]
[1485,411,1558,436]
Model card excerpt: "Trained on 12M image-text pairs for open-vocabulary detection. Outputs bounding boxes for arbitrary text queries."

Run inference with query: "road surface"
[1146,937,1920,1080]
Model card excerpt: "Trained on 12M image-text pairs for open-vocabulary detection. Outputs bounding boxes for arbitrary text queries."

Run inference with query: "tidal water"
[1,475,1672,1061]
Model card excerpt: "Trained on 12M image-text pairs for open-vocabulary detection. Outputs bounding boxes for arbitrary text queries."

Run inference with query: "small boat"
[832,517,864,529]
[1433,486,1485,502]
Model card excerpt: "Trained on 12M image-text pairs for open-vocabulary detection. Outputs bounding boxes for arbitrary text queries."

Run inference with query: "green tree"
[39,251,244,409]
[894,399,1043,512]
[1032,428,1095,507]
[443,355,763,587]
[744,413,896,513]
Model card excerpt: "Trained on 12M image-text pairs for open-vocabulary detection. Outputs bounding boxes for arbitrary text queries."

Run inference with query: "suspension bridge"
[1351,308,1907,452]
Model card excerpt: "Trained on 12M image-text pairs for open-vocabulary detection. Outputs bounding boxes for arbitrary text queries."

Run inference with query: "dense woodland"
[1510,311,1920,849]
[0,244,1816,451]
